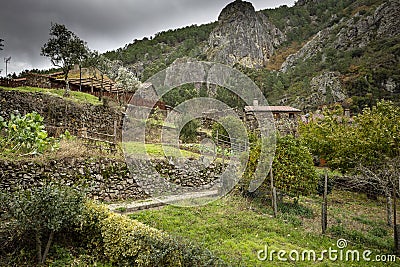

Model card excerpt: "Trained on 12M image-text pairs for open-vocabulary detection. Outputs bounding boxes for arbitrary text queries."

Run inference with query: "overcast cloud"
[0,0,295,76]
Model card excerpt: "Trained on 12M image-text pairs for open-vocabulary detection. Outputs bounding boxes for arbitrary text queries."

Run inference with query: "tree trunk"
[99,75,104,101]
[79,64,82,91]
[35,230,42,264]
[41,230,55,264]
[386,191,393,227]
[64,70,70,97]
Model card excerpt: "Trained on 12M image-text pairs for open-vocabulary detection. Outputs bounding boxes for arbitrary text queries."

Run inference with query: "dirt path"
[108,189,219,214]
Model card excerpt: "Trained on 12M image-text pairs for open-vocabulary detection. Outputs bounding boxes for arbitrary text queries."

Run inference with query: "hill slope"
[104,0,400,112]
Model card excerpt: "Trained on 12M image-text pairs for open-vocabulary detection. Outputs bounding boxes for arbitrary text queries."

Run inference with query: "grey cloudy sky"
[0,0,295,76]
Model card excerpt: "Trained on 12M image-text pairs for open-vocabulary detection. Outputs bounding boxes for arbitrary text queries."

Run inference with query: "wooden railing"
[45,122,118,154]
[78,121,118,153]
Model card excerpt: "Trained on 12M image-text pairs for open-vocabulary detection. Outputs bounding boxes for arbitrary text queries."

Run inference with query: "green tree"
[299,101,400,172]
[179,117,200,143]
[272,135,318,199]
[299,100,400,225]
[0,184,85,264]
[41,23,88,96]
[241,134,317,200]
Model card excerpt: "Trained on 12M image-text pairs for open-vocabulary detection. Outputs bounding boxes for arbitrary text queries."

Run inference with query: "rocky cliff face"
[280,28,332,73]
[281,0,400,72]
[334,0,400,50]
[206,0,285,68]
[293,72,346,110]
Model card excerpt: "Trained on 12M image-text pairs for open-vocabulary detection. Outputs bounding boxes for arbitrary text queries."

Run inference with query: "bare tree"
[345,158,400,227]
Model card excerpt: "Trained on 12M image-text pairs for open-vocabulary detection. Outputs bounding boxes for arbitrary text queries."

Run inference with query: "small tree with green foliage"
[0,184,85,264]
[41,23,88,96]
[272,135,318,200]
[299,100,400,225]
[241,134,318,201]
[179,117,200,143]
[299,100,400,173]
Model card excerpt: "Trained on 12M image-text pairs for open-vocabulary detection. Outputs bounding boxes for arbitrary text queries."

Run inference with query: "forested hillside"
[104,0,399,112]
[104,23,215,81]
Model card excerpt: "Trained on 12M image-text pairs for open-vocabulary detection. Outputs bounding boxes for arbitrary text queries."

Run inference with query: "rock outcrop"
[280,28,332,73]
[281,0,400,73]
[334,0,400,50]
[293,72,346,110]
[207,0,285,68]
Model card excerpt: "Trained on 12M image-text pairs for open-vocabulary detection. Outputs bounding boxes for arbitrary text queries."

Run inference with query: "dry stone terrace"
[0,157,226,202]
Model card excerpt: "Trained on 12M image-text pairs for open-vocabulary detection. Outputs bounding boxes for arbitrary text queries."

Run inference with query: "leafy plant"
[0,112,55,155]
[299,100,400,172]
[272,135,318,198]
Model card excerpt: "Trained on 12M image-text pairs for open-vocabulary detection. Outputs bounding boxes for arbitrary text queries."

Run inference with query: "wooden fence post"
[322,170,328,234]
[270,167,278,217]
[394,177,399,254]
[113,120,117,143]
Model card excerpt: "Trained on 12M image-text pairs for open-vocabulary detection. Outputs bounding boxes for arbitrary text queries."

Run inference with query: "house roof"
[244,106,302,113]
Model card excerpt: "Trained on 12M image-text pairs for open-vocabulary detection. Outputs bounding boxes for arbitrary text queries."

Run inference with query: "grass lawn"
[0,86,102,105]
[123,141,201,159]
[130,190,398,266]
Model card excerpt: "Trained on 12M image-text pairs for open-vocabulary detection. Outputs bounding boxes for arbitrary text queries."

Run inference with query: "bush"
[240,135,318,199]
[78,201,225,266]
[0,112,55,156]
[0,183,85,264]
[179,117,200,143]
[273,135,318,198]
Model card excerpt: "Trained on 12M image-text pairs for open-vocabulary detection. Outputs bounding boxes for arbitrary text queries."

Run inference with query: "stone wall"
[0,157,225,202]
[0,89,123,138]
[245,112,299,135]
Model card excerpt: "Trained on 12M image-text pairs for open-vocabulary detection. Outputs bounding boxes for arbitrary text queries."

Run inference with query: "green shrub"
[240,134,318,199]
[179,117,200,143]
[0,183,85,264]
[273,135,318,198]
[0,112,55,155]
[78,201,225,266]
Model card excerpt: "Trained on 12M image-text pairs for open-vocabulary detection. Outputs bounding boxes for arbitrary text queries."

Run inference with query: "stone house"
[244,100,302,135]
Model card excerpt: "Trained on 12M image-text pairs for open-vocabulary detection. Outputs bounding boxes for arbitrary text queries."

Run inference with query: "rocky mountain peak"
[218,0,255,22]
[206,0,285,68]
